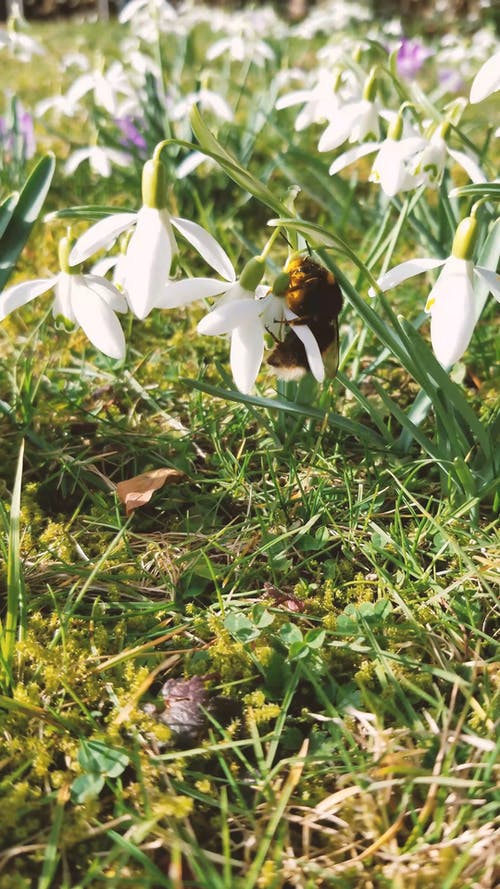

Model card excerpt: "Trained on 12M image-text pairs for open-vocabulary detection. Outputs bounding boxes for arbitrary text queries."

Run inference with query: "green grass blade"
[180,377,385,444]
[1,439,25,691]
[0,154,55,292]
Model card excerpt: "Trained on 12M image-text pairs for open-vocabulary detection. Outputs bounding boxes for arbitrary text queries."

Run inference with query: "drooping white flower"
[69,149,233,319]
[408,124,486,188]
[326,111,426,196]
[166,255,328,393]
[65,60,135,117]
[0,237,127,359]
[64,144,132,178]
[470,49,500,104]
[370,216,500,367]
[318,97,382,152]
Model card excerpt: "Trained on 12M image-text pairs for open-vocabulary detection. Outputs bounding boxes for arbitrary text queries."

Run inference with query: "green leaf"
[180,378,384,446]
[252,605,275,629]
[189,107,290,218]
[71,772,105,804]
[279,623,303,647]
[0,193,19,241]
[449,182,500,199]
[45,204,137,222]
[78,739,130,778]
[0,154,55,292]
[224,612,260,643]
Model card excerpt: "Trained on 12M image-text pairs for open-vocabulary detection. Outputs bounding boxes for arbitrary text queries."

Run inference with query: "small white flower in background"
[408,123,486,189]
[0,236,127,359]
[69,145,233,320]
[171,88,234,125]
[317,68,384,153]
[370,215,500,367]
[206,28,275,66]
[0,23,44,62]
[64,144,132,178]
[276,67,352,133]
[65,59,135,117]
[470,49,500,104]
[327,112,426,197]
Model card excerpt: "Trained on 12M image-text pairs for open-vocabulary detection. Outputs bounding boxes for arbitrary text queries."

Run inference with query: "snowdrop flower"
[166,251,329,393]
[196,257,270,394]
[0,236,127,359]
[328,112,426,197]
[409,122,486,188]
[206,29,274,66]
[0,22,44,62]
[276,67,350,133]
[65,60,135,117]
[370,215,500,367]
[318,68,384,153]
[64,143,132,178]
[69,144,233,320]
[171,88,233,125]
[470,49,500,104]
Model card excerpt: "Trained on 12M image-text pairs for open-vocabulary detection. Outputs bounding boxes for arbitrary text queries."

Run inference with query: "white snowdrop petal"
[0,277,56,320]
[230,322,264,394]
[470,50,500,103]
[171,216,235,281]
[71,281,126,359]
[329,142,380,176]
[428,261,476,366]
[197,299,259,335]
[123,207,175,319]
[156,278,233,309]
[447,148,486,185]
[288,320,325,383]
[69,213,137,264]
[371,258,446,295]
[83,274,128,312]
[474,266,500,301]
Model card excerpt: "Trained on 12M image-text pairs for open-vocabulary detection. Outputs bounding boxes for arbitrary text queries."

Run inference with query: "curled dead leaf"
[116,467,186,515]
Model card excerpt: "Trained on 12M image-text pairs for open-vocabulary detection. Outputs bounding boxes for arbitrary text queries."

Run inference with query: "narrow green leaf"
[1,440,25,689]
[0,154,55,291]
[189,106,290,218]
[37,795,65,889]
[449,182,500,199]
[45,204,137,222]
[0,193,19,241]
[180,377,384,444]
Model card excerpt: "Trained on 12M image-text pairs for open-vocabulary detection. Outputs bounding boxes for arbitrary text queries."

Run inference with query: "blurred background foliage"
[1,0,499,34]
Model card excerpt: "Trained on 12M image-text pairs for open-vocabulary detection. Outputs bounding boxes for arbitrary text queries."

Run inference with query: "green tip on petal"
[142,158,168,209]
[58,235,79,274]
[239,256,266,291]
[451,216,478,261]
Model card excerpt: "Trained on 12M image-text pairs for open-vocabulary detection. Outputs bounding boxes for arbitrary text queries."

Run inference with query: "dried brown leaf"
[116,467,185,515]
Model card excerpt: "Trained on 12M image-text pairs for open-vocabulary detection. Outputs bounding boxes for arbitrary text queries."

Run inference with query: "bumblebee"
[267,254,343,380]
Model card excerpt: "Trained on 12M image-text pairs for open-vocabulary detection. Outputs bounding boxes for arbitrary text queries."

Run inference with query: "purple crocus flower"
[396,39,432,80]
[115,116,147,153]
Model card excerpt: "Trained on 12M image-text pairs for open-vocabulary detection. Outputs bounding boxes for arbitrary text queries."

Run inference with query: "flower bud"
[451,216,478,261]
[387,112,403,141]
[239,256,266,291]
[141,158,168,209]
[362,67,378,102]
